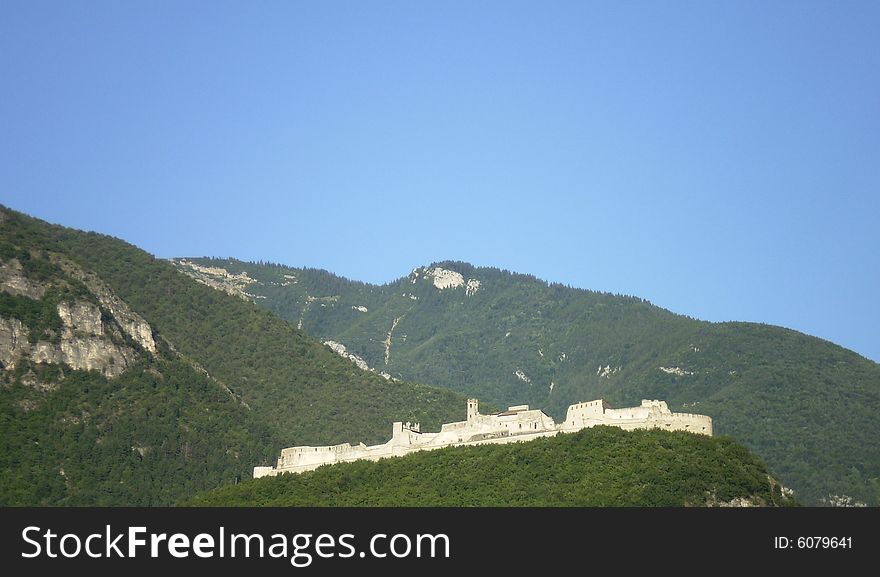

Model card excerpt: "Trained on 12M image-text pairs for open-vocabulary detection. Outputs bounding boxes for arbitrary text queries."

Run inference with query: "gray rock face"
[0,259,46,299]
[1,254,156,379]
[54,300,136,377]
[29,340,61,365]
[52,258,157,354]
[0,317,28,370]
[59,334,133,377]
[57,301,104,337]
[1,302,136,378]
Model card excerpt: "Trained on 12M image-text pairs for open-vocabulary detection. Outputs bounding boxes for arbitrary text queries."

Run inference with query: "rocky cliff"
[0,254,156,381]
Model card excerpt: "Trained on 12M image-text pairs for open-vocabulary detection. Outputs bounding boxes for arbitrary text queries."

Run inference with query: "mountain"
[0,207,465,505]
[186,426,797,507]
[173,258,880,506]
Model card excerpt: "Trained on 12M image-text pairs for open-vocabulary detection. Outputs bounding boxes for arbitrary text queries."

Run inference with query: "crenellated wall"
[254,398,712,478]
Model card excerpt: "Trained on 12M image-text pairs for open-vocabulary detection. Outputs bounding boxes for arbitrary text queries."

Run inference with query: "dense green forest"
[186,427,797,507]
[177,257,880,506]
[0,206,466,505]
[1,355,276,505]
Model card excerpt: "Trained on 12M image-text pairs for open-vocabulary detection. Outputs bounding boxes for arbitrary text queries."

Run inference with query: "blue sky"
[2,1,878,361]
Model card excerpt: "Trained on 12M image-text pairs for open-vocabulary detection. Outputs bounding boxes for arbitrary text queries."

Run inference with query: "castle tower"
[467,399,479,421]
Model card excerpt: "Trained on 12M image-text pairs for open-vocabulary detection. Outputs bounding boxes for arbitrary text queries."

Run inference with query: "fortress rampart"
[253,398,712,478]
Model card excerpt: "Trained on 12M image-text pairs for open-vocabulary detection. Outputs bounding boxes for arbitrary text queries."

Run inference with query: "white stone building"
[253,398,712,478]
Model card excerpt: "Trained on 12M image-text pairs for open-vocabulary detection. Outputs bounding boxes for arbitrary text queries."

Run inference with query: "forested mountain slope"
[0,207,465,504]
[175,257,880,505]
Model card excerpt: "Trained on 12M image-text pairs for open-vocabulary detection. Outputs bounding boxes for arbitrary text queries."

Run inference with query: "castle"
[253,399,712,478]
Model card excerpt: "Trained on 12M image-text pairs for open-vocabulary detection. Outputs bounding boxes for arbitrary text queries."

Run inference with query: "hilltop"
[186,426,797,507]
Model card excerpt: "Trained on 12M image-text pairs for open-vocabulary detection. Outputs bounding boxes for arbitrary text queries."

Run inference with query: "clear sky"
[2,1,878,362]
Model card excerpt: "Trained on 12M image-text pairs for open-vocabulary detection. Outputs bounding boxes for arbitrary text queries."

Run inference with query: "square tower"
[467,399,479,421]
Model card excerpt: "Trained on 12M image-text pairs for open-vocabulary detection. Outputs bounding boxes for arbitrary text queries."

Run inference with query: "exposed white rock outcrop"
[54,300,136,377]
[171,259,258,301]
[597,365,621,379]
[57,301,103,336]
[296,295,339,330]
[59,336,132,377]
[384,316,403,365]
[514,369,531,384]
[0,317,28,370]
[659,366,694,376]
[821,494,867,507]
[297,304,307,330]
[1,301,137,378]
[426,267,464,290]
[715,496,762,507]
[0,259,45,299]
[324,340,370,372]
[1,254,158,379]
[420,267,482,297]
[274,274,297,287]
[53,258,156,354]
[352,305,368,313]
[324,339,394,381]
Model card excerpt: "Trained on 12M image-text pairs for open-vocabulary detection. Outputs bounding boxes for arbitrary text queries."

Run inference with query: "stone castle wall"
[254,398,713,478]
[561,399,712,435]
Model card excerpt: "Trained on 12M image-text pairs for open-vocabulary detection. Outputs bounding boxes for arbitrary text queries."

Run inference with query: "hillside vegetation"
[176,258,880,505]
[0,207,465,505]
[187,426,797,507]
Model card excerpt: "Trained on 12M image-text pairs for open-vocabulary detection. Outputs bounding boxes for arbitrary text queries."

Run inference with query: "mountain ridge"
[173,256,880,506]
